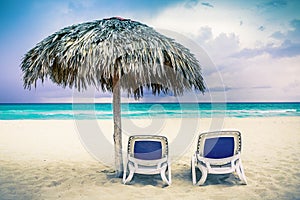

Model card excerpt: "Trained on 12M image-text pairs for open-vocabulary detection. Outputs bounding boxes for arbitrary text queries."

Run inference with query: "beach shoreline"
[1,117,300,199]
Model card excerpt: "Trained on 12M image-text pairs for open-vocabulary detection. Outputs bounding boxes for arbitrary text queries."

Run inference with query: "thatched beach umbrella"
[21,17,205,177]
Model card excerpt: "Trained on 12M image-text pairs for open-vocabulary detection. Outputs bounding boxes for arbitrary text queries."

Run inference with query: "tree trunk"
[113,72,123,178]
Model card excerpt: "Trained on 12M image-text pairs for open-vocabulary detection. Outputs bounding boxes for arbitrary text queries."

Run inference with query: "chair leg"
[191,155,197,185]
[122,161,128,184]
[123,163,135,184]
[160,164,171,185]
[168,162,172,185]
[236,159,247,185]
[196,165,208,186]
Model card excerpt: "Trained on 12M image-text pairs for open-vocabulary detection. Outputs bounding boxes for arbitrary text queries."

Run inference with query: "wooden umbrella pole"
[113,70,123,178]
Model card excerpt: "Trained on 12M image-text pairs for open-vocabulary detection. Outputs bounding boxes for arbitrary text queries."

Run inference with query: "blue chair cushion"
[134,141,162,160]
[204,137,234,159]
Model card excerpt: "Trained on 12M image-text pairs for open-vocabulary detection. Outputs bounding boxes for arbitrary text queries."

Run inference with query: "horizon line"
[1,101,300,104]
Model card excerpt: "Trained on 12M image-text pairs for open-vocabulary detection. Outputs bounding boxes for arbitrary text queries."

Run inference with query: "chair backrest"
[197,130,242,159]
[128,135,168,160]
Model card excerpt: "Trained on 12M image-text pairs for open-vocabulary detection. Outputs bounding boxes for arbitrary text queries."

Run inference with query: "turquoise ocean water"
[0,103,300,120]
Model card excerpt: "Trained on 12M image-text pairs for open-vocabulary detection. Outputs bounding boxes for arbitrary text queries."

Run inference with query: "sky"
[0,0,300,103]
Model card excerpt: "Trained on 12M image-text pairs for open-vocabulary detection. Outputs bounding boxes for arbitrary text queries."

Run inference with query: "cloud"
[184,0,200,8]
[271,19,300,43]
[269,40,300,57]
[176,0,215,9]
[259,0,287,8]
[271,31,285,39]
[195,30,240,64]
[2,0,300,103]
[151,1,300,102]
[150,0,276,50]
[258,25,265,31]
[233,41,300,58]
[251,86,272,89]
[220,54,300,102]
[206,86,232,92]
[234,19,300,58]
[201,2,214,8]
[196,26,213,42]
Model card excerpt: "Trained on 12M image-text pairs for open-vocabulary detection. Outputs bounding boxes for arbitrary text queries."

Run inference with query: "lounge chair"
[191,130,247,186]
[123,135,171,185]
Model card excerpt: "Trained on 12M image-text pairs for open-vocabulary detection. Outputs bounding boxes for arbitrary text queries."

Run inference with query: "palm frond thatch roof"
[21,17,205,98]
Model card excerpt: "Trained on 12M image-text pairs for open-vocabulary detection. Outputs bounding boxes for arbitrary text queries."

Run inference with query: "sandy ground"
[0,117,300,200]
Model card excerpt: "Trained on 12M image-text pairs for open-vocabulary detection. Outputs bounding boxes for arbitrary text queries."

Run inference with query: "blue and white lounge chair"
[191,130,247,186]
[123,135,171,185]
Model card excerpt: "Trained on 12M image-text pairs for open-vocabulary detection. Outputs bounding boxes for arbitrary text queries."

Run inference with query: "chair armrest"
[128,156,168,167]
[196,152,241,166]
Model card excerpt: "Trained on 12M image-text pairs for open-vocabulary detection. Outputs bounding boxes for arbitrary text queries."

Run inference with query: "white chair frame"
[123,135,171,185]
[191,130,247,186]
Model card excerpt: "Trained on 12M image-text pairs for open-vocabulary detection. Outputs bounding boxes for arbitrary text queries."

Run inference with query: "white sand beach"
[1,117,300,200]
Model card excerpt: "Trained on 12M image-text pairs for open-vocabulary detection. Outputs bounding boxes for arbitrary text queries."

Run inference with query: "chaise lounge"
[123,135,171,185]
[191,130,247,186]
